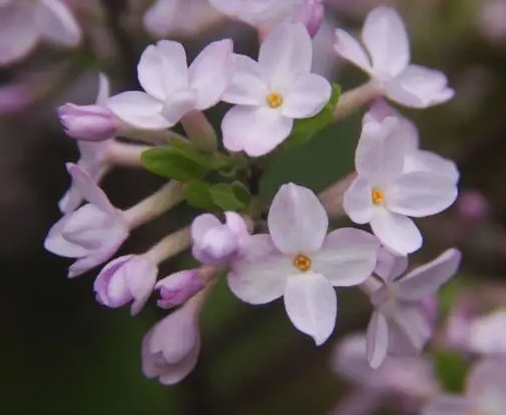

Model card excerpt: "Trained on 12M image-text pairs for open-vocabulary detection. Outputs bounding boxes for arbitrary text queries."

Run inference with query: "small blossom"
[423,358,506,415]
[94,255,157,315]
[363,100,460,184]
[44,164,129,278]
[294,0,325,37]
[366,248,461,368]
[332,333,438,399]
[344,114,458,254]
[0,0,81,66]
[221,23,332,156]
[58,73,117,142]
[106,39,234,130]
[155,269,204,309]
[334,7,454,108]
[228,183,379,345]
[142,289,207,385]
[143,0,220,38]
[191,211,250,265]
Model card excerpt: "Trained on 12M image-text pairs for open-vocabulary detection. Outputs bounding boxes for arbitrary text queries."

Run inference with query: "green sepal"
[141,147,210,181]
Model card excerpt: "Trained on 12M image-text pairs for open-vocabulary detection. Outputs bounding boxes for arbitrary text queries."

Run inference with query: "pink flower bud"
[94,255,157,315]
[295,0,325,37]
[58,103,117,142]
[155,270,204,309]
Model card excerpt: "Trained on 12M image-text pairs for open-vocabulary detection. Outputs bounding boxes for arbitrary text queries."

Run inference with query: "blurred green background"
[2,0,506,414]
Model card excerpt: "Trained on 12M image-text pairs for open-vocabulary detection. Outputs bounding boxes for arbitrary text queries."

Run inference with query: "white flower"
[0,0,81,66]
[334,7,454,108]
[228,183,379,345]
[343,114,458,254]
[221,23,332,156]
[106,39,234,130]
[366,248,461,368]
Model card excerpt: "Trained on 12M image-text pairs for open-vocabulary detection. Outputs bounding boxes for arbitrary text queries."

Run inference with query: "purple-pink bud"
[155,270,204,309]
[58,103,116,142]
[94,255,157,315]
[295,0,325,37]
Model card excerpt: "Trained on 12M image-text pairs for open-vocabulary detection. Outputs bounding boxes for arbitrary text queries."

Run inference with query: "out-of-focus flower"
[457,190,489,221]
[423,358,506,415]
[480,0,506,43]
[191,211,250,265]
[143,0,221,38]
[94,255,157,315]
[344,114,458,254]
[106,39,234,130]
[44,163,129,278]
[58,74,117,143]
[366,248,461,368]
[155,269,205,309]
[332,333,439,398]
[363,100,459,184]
[334,7,454,108]
[228,183,379,345]
[0,0,81,66]
[221,23,331,156]
[142,287,208,385]
[209,0,324,36]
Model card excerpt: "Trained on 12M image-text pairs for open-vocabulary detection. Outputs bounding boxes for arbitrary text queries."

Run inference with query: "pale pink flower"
[191,211,250,265]
[334,7,454,108]
[228,183,379,345]
[94,255,157,315]
[142,289,207,385]
[221,23,331,156]
[155,270,204,309]
[423,358,506,415]
[106,39,234,130]
[0,0,81,66]
[366,248,461,368]
[58,73,117,143]
[44,164,129,278]
[343,114,458,254]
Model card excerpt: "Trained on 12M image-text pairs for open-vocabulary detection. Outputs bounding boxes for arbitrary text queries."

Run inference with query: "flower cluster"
[41,2,464,389]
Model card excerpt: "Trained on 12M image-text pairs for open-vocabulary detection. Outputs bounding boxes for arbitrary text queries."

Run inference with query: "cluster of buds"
[34,0,473,395]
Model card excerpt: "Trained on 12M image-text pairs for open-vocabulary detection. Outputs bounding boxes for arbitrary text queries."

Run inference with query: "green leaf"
[170,139,231,170]
[285,83,342,147]
[141,148,210,181]
[434,349,469,393]
[183,180,217,210]
[210,183,247,211]
[230,181,252,206]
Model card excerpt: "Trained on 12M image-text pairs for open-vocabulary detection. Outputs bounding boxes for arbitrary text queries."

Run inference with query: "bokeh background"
[2,0,506,414]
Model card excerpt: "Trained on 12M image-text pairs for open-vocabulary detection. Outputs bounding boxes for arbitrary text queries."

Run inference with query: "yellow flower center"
[293,253,312,272]
[371,189,384,205]
[266,92,283,109]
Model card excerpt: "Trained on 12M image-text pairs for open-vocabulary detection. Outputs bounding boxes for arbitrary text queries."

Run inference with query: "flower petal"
[227,234,290,304]
[404,150,459,184]
[106,91,171,129]
[191,213,221,241]
[222,54,268,106]
[221,105,293,156]
[268,183,328,255]
[313,228,379,287]
[343,176,374,224]
[137,40,188,100]
[143,0,180,38]
[333,28,372,74]
[366,311,389,368]
[161,89,198,125]
[259,23,312,91]
[387,303,432,355]
[35,0,81,46]
[397,248,461,301]
[125,257,158,315]
[370,209,422,255]
[96,73,111,105]
[386,172,458,217]
[387,65,454,108]
[189,39,234,109]
[281,73,332,119]
[0,2,38,66]
[374,246,408,281]
[283,273,337,345]
[44,215,92,258]
[362,7,409,76]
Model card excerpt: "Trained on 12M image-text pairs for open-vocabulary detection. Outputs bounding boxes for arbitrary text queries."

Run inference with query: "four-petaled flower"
[228,183,379,345]
[221,23,332,156]
[334,7,454,108]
